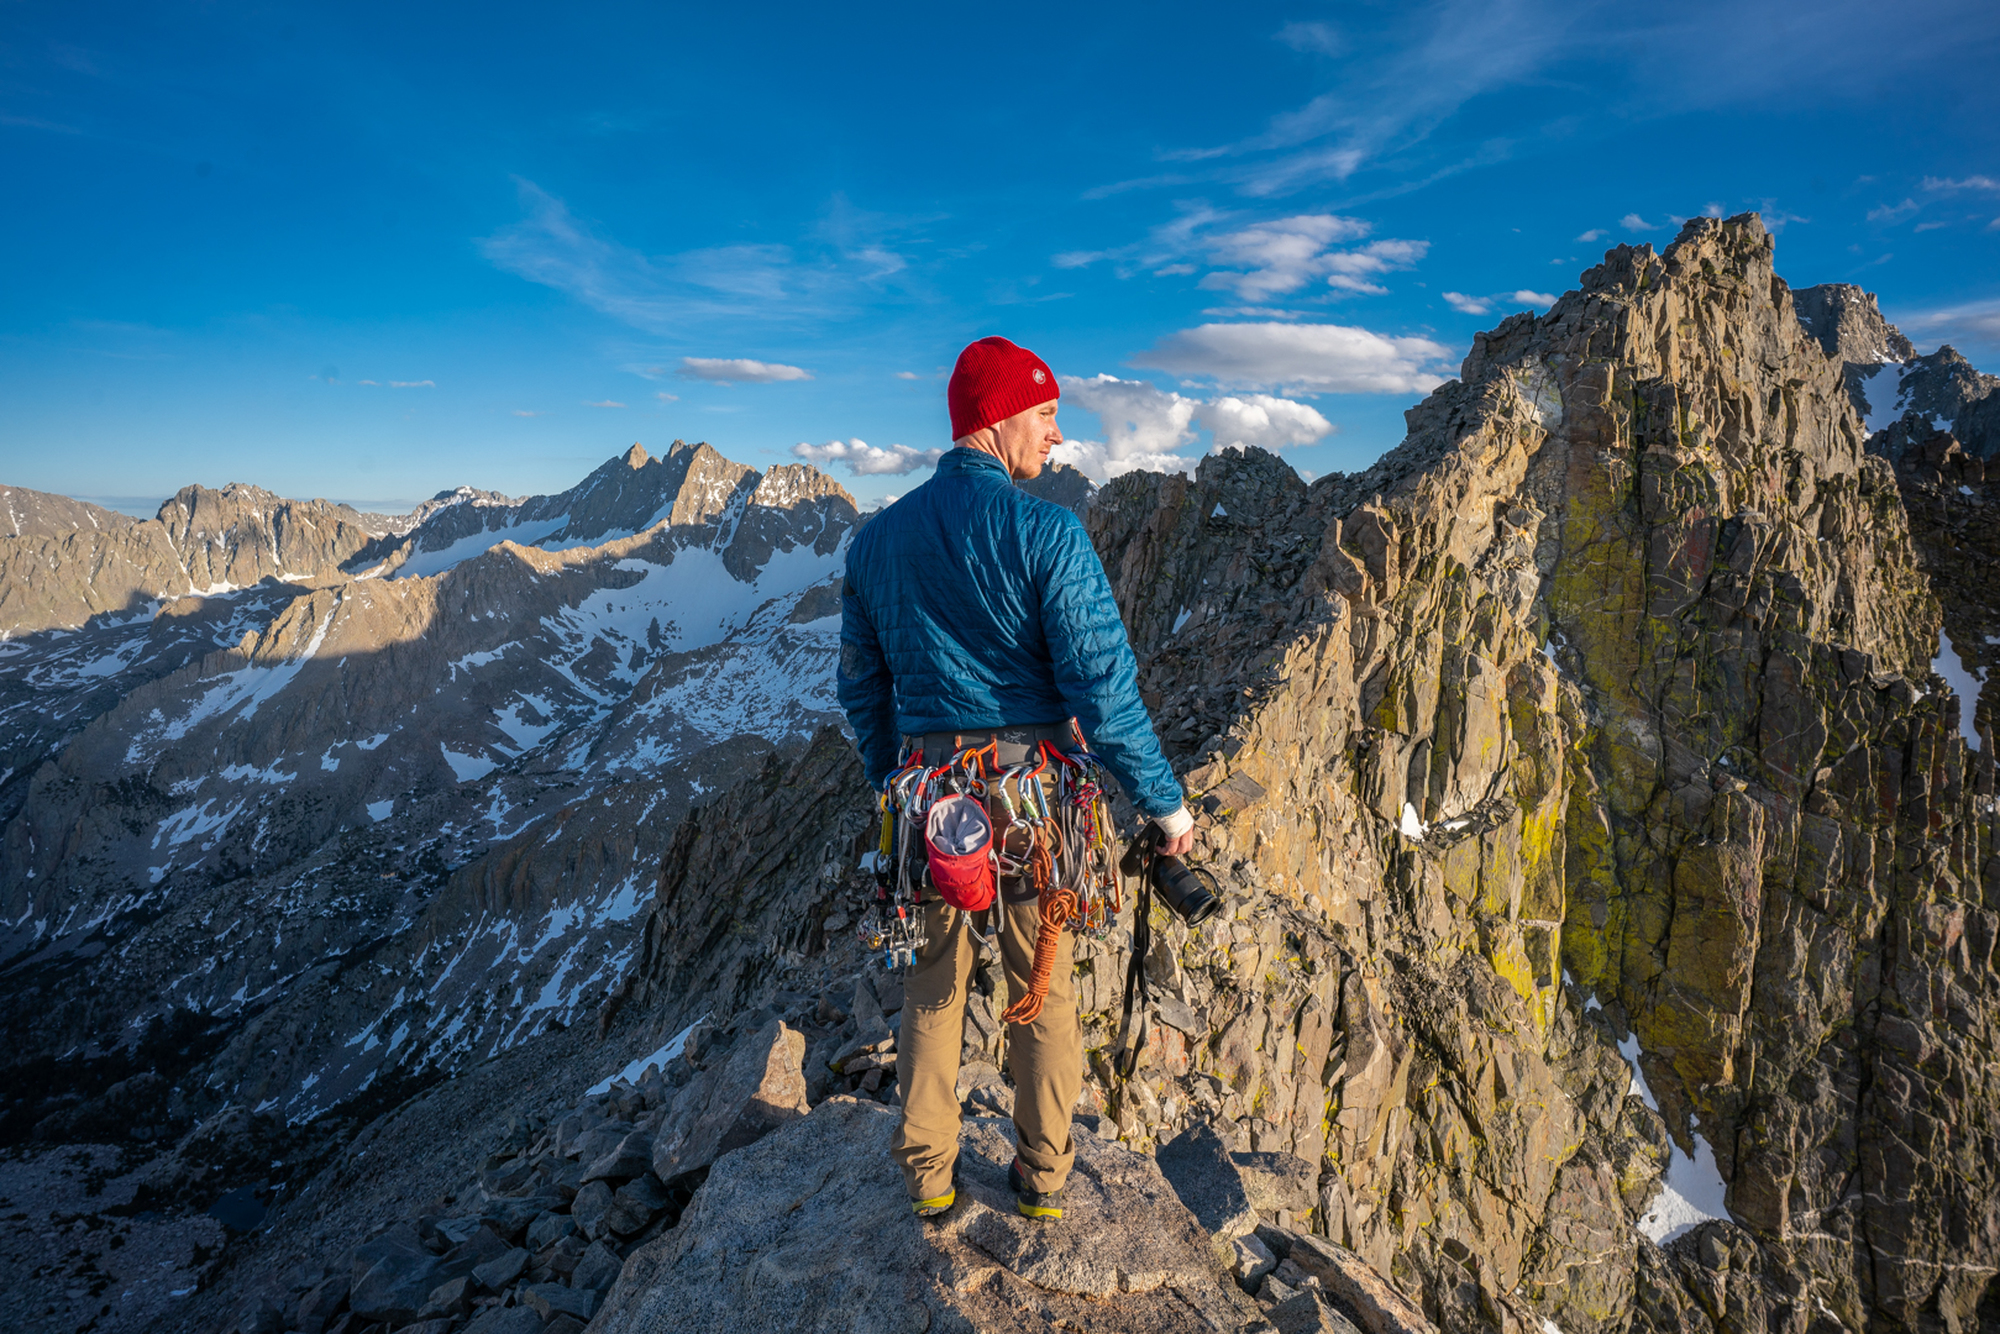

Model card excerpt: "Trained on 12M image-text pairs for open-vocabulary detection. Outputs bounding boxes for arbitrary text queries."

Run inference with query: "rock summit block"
[592,1096,1257,1333]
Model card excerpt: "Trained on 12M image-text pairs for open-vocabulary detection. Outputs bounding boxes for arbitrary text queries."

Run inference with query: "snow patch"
[1619,1028,1732,1243]
[1857,360,1907,433]
[588,1013,711,1095]
[393,518,568,579]
[1172,607,1192,634]
[367,799,395,822]
[1933,629,1985,752]
[1399,802,1427,840]
[441,745,498,782]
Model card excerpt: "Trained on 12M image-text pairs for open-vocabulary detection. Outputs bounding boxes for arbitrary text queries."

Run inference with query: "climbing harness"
[856,732,1122,989]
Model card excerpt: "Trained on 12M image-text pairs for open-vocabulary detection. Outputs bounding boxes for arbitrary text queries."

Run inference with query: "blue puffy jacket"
[838,447,1183,818]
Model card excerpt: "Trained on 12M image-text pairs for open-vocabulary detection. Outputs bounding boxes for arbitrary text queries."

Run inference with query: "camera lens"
[1152,855,1222,926]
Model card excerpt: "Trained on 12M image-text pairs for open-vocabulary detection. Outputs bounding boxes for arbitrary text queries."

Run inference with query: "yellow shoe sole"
[1015,1198,1063,1220]
[912,1188,955,1217]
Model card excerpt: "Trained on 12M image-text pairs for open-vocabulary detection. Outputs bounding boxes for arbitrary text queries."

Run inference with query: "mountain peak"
[622,442,649,469]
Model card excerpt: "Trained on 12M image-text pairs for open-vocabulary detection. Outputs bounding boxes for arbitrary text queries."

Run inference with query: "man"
[838,335,1194,1223]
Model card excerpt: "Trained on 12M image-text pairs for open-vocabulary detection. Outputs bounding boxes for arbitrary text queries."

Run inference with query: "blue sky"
[3,0,1997,512]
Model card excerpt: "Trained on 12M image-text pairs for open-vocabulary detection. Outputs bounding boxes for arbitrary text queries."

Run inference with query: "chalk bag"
[925,793,997,912]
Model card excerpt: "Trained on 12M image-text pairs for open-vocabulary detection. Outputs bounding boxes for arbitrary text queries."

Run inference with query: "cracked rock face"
[1081,215,1995,1333]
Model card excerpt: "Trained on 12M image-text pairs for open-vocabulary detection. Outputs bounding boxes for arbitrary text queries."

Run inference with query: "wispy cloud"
[1620,213,1664,231]
[1059,209,1427,303]
[792,439,942,476]
[1115,0,2000,206]
[1275,20,1346,57]
[1,112,84,134]
[1443,292,1491,315]
[1576,228,1608,242]
[678,357,811,383]
[390,379,434,388]
[655,391,679,402]
[511,409,540,417]
[894,371,922,380]
[1130,322,1451,395]
[480,179,914,335]
[583,399,626,408]
[1867,198,1919,223]
[1897,298,2000,346]
[1923,175,2000,192]
[1512,290,1558,306]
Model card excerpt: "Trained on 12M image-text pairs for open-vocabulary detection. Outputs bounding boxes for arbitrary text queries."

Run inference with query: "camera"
[1120,824,1223,927]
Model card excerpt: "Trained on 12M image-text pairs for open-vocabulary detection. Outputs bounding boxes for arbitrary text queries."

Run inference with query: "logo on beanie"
[1032,368,1047,384]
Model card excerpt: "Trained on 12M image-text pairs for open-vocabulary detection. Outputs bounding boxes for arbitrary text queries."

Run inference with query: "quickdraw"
[856,733,1122,988]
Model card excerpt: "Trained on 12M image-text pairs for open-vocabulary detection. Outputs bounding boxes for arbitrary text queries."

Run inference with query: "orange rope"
[1001,821,1072,1026]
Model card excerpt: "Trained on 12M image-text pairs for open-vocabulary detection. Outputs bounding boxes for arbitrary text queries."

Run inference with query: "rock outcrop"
[1073,218,1994,1333]
[593,1097,1254,1334]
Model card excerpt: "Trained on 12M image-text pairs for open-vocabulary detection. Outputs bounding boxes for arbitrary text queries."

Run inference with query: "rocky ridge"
[11,215,2000,1334]
[0,483,396,639]
[0,441,860,1165]
[1795,282,1999,458]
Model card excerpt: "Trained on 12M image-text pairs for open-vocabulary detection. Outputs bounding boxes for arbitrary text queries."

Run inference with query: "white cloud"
[678,357,812,383]
[1621,213,1662,231]
[1924,175,2000,193]
[1063,375,1198,462]
[1443,291,1492,315]
[1131,322,1451,395]
[894,371,921,380]
[1577,228,1607,242]
[655,391,678,402]
[1056,374,1334,481]
[1074,209,1426,302]
[511,409,540,417]
[389,379,435,388]
[583,399,626,408]
[1198,394,1335,450]
[791,439,943,476]
[1512,290,1559,306]
[1321,239,1428,294]
[1867,199,1920,224]
[1196,214,1372,299]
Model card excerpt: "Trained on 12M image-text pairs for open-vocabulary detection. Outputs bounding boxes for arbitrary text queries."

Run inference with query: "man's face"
[989,400,1063,480]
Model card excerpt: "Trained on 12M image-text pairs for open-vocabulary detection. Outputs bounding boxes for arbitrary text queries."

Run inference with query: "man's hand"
[1153,806,1196,858]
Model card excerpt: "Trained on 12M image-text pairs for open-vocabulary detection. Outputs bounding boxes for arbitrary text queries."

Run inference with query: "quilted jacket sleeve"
[837,573,899,790]
[1033,507,1184,818]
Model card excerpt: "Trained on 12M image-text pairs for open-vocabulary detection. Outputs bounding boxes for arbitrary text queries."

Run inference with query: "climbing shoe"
[1009,1159,1063,1222]
[911,1187,955,1218]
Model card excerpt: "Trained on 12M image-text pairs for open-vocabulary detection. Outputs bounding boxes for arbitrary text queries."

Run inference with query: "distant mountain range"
[0,447,1089,1142]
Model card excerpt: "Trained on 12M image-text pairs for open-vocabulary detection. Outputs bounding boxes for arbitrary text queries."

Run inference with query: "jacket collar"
[935,446,1013,482]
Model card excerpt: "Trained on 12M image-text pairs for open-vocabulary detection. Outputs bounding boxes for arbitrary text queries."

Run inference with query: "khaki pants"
[893,894,1082,1201]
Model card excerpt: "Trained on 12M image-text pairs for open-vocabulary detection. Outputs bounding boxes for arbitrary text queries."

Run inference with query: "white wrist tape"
[1155,805,1194,838]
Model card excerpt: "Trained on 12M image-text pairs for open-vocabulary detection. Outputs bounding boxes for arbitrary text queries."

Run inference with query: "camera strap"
[1113,854,1154,1080]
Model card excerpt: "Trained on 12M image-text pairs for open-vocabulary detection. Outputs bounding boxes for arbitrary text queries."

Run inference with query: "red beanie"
[948,336,1060,440]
